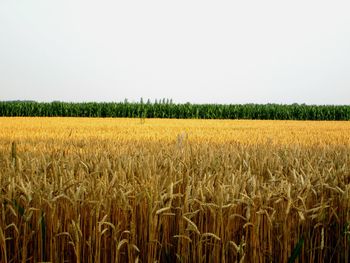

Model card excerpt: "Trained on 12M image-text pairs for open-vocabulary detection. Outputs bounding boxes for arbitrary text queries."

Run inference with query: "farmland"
[0,117,349,262]
[1,101,350,120]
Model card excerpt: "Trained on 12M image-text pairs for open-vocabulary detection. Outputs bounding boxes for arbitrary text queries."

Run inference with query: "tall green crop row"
[0,101,349,120]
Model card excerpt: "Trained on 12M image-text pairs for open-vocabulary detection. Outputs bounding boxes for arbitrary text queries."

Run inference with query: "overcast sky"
[1,0,350,105]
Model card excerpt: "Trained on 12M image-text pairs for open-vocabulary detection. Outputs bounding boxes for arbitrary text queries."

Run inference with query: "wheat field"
[0,117,349,262]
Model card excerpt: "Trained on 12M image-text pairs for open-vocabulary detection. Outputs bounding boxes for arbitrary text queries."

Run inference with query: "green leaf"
[288,237,304,263]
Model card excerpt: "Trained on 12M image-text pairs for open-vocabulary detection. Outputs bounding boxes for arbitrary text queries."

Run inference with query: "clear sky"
[1,0,349,105]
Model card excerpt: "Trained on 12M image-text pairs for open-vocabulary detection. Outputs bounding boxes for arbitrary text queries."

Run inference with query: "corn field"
[0,117,349,262]
[1,101,350,120]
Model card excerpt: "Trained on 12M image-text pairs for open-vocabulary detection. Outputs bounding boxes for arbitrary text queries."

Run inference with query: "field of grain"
[0,117,349,262]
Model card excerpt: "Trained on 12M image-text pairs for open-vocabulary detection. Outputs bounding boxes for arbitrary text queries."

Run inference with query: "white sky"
[1,0,350,104]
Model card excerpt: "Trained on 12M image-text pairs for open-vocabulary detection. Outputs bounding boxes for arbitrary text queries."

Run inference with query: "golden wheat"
[0,117,349,262]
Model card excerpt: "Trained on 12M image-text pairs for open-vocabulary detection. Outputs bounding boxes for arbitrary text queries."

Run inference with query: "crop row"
[1,101,350,120]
